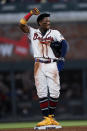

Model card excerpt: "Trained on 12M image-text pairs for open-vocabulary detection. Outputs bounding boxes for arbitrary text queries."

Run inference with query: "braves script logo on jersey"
[33,33,53,44]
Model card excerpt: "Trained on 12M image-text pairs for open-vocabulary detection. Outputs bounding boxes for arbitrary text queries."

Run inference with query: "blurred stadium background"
[0,0,87,123]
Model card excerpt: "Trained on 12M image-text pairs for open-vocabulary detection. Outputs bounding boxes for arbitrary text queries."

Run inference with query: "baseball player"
[19,8,68,129]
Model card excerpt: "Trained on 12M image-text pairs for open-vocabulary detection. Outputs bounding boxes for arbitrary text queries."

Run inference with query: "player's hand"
[30,8,40,15]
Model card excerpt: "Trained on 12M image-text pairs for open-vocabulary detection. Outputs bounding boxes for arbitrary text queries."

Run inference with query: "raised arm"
[19,8,40,33]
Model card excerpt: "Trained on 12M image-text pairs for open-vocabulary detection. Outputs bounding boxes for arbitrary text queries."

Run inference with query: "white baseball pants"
[34,62,60,98]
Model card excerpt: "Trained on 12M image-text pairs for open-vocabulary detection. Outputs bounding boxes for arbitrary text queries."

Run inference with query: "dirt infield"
[0,127,87,131]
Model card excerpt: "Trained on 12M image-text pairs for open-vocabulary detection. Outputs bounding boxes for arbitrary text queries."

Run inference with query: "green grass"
[61,120,87,126]
[0,122,36,129]
[0,121,87,129]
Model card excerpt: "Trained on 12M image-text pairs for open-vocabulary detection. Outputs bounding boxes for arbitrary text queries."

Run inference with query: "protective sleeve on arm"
[57,40,69,72]
[60,40,69,57]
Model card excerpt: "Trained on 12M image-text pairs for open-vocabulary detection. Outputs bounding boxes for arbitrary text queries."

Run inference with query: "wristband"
[24,11,33,21]
[20,18,27,25]
[20,11,33,25]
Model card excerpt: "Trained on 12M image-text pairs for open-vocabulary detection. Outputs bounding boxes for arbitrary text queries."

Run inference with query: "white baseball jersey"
[28,27,64,59]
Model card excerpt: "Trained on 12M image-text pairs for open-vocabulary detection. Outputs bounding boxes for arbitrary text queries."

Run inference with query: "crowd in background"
[0,0,81,5]
[0,73,11,117]
[0,70,83,118]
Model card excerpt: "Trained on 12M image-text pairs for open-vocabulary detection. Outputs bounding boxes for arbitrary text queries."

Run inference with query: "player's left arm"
[56,31,69,71]
[60,39,69,58]
[58,40,69,71]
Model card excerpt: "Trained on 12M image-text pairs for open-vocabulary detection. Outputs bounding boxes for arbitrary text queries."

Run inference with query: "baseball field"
[0,120,87,131]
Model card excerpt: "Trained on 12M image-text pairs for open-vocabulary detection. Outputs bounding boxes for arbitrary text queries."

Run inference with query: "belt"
[35,58,58,63]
